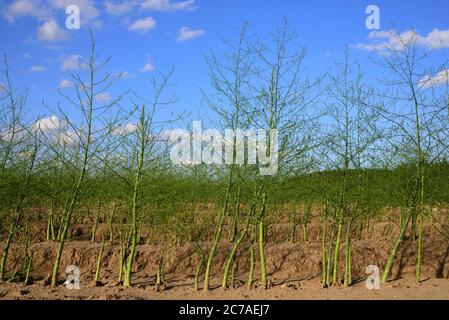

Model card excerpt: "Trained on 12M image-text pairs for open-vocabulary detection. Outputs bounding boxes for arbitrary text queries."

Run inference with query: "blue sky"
[1,0,449,126]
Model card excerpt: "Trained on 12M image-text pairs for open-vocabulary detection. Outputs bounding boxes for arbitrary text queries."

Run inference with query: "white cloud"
[112,122,138,135]
[419,29,449,49]
[2,0,100,26]
[119,70,134,78]
[176,26,205,42]
[140,63,154,72]
[59,79,73,88]
[61,55,81,71]
[157,129,172,141]
[29,66,46,72]
[95,92,112,102]
[0,129,19,143]
[419,69,449,89]
[356,29,449,52]
[56,130,79,145]
[0,129,10,142]
[37,20,67,42]
[127,16,156,33]
[105,0,135,16]
[2,0,51,22]
[141,0,196,12]
[1,115,69,142]
[33,115,65,133]
[23,52,31,59]
[139,56,154,72]
[139,55,154,72]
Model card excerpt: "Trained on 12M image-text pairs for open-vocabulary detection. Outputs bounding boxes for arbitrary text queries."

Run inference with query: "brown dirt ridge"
[0,220,448,300]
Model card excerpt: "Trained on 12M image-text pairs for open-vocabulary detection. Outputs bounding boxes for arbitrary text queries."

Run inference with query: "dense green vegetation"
[2,163,449,215]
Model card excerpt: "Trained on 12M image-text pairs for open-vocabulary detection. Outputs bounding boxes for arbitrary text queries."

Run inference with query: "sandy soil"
[1,276,448,300]
[0,220,448,300]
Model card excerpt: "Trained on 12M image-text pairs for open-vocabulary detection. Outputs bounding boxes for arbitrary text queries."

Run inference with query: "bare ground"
[1,277,449,300]
[0,220,448,300]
